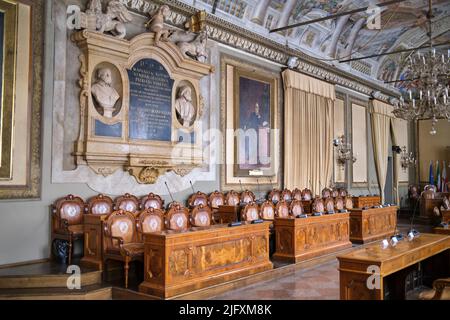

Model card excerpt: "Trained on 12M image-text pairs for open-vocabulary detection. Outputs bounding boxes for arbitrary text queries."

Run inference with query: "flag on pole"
[429,160,434,186]
[436,161,441,191]
[443,161,448,192]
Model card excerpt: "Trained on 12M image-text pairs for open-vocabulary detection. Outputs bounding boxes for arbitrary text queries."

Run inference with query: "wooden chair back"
[281,189,292,202]
[289,200,304,216]
[165,204,190,231]
[338,188,348,197]
[188,191,208,207]
[268,189,281,203]
[240,190,256,204]
[312,197,325,213]
[302,188,313,201]
[322,188,332,198]
[137,208,165,235]
[241,202,260,222]
[104,210,138,251]
[86,194,113,215]
[115,193,140,214]
[225,190,240,206]
[276,200,290,218]
[331,189,339,198]
[259,201,275,220]
[335,197,344,211]
[141,193,164,210]
[291,188,302,201]
[345,196,354,210]
[52,194,85,227]
[209,191,225,208]
[324,198,335,213]
[191,204,212,227]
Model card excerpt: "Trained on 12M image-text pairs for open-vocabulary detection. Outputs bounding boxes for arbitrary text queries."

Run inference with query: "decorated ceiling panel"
[182,0,449,87]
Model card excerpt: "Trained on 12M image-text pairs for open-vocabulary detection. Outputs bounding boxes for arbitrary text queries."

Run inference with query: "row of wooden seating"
[267,187,348,203]
[240,196,353,222]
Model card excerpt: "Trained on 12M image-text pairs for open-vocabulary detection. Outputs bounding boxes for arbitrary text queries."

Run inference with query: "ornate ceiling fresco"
[183,0,449,89]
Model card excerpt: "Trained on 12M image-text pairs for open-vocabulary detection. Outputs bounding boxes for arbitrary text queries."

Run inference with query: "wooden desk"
[441,209,450,223]
[139,222,273,298]
[352,196,381,209]
[349,206,397,243]
[301,200,312,214]
[272,213,352,263]
[214,205,239,224]
[337,233,450,300]
[80,214,108,270]
[434,227,450,235]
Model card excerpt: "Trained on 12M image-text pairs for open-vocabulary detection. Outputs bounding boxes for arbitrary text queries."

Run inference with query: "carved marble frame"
[220,54,281,191]
[72,30,213,184]
[0,0,43,199]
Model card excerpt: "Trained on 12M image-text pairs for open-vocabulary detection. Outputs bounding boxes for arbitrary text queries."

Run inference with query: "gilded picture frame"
[220,54,281,191]
[0,0,43,199]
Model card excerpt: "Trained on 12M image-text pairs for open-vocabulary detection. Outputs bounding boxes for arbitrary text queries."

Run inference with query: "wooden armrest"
[111,236,124,247]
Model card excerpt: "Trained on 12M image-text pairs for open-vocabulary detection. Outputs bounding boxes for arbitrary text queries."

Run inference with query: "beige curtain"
[370,100,396,204]
[283,70,335,196]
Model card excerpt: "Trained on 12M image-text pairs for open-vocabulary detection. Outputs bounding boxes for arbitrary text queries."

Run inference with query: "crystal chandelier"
[400,146,416,172]
[333,135,356,166]
[392,0,450,135]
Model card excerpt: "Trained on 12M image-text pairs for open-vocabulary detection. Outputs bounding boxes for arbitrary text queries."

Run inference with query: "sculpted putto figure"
[91,68,120,118]
[175,86,196,127]
[176,32,208,63]
[145,5,171,44]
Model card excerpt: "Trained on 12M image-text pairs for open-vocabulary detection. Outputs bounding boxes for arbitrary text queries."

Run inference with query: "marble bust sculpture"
[175,86,195,127]
[91,68,120,118]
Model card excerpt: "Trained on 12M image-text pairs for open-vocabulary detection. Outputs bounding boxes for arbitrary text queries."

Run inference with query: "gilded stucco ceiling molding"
[122,0,399,102]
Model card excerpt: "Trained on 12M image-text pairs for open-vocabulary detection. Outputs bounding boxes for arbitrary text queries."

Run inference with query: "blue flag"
[429,161,434,185]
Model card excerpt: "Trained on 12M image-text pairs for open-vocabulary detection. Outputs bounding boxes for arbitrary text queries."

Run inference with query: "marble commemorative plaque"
[128,59,174,141]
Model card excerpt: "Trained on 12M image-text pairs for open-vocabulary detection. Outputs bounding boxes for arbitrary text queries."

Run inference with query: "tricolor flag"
[429,161,434,186]
[443,161,448,192]
[436,161,441,191]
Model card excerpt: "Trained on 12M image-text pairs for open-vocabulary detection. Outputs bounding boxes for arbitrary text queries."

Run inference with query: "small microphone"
[407,190,423,240]
[189,180,196,194]
[251,219,264,224]
[239,179,244,192]
[228,221,242,227]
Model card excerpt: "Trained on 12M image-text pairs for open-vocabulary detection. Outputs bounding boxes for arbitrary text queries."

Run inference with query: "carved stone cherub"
[177,32,208,63]
[145,5,171,44]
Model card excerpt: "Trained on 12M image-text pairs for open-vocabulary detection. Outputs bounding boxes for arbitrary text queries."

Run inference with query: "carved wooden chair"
[331,189,339,198]
[423,189,435,200]
[51,195,86,265]
[103,210,144,288]
[165,204,190,231]
[338,188,348,197]
[225,190,240,206]
[136,208,165,240]
[302,188,313,201]
[241,202,260,222]
[344,196,354,210]
[259,201,275,220]
[442,197,450,210]
[275,200,290,218]
[190,204,213,227]
[324,197,335,213]
[240,190,256,204]
[335,197,345,212]
[209,191,225,208]
[188,191,209,208]
[291,188,302,201]
[312,197,325,214]
[141,193,164,210]
[267,189,281,203]
[424,184,437,192]
[86,194,114,215]
[281,189,292,202]
[289,200,304,217]
[115,193,140,215]
[322,188,332,199]
[419,278,450,300]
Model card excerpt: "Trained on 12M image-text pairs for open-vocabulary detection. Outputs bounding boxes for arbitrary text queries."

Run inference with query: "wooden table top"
[337,233,450,275]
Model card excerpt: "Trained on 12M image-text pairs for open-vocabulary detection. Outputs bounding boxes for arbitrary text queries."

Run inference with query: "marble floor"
[211,259,340,300]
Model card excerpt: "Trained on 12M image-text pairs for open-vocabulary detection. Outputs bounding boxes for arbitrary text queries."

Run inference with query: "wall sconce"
[400,146,416,172]
[333,135,356,166]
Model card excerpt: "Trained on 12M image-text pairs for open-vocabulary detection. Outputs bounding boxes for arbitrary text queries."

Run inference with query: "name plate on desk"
[128,59,173,141]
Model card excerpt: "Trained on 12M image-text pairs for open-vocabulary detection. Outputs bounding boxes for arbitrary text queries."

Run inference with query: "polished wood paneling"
[215,205,239,224]
[337,233,450,300]
[81,214,108,270]
[434,227,450,235]
[349,206,397,243]
[352,196,381,208]
[139,222,273,298]
[272,214,352,263]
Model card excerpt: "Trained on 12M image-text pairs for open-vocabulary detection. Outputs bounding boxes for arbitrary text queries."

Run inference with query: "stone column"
[250,0,272,25]
[342,17,366,59]
[275,0,297,29]
[327,15,350,58]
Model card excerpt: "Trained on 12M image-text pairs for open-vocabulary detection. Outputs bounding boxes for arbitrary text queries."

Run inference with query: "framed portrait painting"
[221,55,281,191]
[0,0,43,199]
